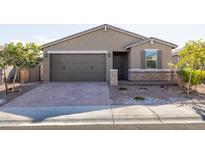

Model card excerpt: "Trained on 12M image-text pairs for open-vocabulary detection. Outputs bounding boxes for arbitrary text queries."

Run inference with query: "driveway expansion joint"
[146,105,163,123]
[110,106,115,125]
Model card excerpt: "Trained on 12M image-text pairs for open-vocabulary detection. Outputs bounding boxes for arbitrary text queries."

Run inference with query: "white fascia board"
[125,39,150,49]
[47,50,108,54]
[125,39,177,49]
[108,26,146,40]
[43,26,104,48]
[153,39,177,48]
[43,25,147,48]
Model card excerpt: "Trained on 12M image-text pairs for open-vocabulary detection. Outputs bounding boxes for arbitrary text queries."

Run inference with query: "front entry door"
[113,52,128,80]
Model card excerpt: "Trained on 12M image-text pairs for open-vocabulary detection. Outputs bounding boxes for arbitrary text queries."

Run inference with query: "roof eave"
[125,38,178,49]
[42,24,106,49]
[42,24,148,49]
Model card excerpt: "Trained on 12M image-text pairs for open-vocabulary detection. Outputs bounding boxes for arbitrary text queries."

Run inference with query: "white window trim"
[144,49,158,69]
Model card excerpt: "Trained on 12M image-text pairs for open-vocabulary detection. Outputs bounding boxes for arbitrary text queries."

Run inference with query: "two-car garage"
[50,53,106,82]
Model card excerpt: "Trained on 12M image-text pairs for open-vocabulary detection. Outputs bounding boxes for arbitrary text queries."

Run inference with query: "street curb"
[0,115,204,127]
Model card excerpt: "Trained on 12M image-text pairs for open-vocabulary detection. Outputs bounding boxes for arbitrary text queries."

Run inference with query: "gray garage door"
[50,54,106,82]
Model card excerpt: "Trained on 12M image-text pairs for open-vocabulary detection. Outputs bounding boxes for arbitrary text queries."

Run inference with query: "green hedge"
[180,68,205,85]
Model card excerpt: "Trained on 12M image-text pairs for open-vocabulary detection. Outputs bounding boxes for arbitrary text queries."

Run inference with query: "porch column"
[110,69,118,86]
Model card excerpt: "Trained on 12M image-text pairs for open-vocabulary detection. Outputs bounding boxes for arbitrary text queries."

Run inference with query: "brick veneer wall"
[128,69,177,82]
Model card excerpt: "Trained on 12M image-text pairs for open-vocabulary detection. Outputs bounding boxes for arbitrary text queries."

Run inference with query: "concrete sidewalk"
[0,104,204,127]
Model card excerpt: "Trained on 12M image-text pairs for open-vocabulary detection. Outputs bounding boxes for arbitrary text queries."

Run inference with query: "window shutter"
[141,50,145,69]
[157,50,162,69]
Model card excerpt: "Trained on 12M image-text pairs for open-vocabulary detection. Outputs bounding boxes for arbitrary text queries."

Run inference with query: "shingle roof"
[172,48,182,56]
[125,37,178,49]
[42,24,148,48]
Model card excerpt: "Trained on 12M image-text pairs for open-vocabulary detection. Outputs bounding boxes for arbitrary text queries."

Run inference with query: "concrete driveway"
[4,82,110,107]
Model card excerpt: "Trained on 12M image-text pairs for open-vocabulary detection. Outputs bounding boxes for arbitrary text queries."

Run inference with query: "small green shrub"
[133,96,145,101]
[119,87,127,91]
[180,68,205,86]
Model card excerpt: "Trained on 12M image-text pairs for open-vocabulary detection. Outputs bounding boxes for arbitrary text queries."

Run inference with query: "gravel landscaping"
[109,84,205,105]
[0,82,41,106]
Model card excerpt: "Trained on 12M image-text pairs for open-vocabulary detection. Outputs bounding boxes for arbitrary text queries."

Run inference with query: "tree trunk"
[194,72,201,91]
[194,66,204,91]
[175,70,183,90]
[12,67,18,92]
[179,70,186,91]
[187,70,193,95]
[3,67,8,95]
[18,68,27,92]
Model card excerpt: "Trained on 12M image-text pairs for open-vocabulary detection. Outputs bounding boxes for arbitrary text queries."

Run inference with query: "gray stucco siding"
[43,28,143,82]
[42,27,174,82]
[129,40,172,69]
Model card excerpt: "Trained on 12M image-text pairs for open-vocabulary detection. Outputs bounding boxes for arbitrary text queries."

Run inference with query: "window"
[145,49,158,69]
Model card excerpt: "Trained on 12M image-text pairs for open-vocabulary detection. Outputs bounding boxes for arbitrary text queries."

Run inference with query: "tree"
[18,42,41,91]
[3,42,24,92]
[3,42,41,92]
[174,39,205,95]
[0,46,13,95]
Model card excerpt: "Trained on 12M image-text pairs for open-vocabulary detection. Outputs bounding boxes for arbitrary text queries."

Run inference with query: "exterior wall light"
[44,53,48,58]
[108,53,112,57]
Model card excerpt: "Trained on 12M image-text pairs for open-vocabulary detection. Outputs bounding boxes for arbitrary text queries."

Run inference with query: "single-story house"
[42,24,178,83]
[172,48,182,64]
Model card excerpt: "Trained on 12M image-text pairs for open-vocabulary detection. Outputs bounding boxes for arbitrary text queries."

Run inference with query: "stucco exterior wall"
[43,28,142,82]
[130,40,173,69]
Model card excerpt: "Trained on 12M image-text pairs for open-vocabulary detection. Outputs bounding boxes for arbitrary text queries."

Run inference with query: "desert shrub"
[133,96,145,101]
[180,68,205,86]
[119,87,127,91]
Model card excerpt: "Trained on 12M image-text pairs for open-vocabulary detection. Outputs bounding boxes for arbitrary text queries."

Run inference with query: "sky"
[0,24,205,49]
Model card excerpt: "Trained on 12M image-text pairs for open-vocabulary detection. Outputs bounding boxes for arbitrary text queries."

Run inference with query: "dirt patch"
[197,84,205,95]
[0,82,41,106]
[109,84,203,105]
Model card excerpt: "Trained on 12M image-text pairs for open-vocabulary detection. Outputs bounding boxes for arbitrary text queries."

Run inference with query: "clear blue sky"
[0,24,205,48]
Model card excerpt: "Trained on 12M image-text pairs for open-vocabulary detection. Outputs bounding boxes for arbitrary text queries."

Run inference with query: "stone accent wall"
[128,69,177,82]
[110,69,118,86]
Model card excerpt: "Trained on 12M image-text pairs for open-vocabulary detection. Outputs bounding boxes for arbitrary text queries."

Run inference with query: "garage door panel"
[56,55,105,64]
[50,54,106,81]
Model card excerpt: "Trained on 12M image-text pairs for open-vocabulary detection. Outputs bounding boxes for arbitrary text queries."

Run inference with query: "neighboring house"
[42,24,178,83]
[172,48,182,64]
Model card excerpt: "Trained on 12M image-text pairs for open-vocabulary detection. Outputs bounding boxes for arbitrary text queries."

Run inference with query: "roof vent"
[150,39,154,45]
[104,25,108,32]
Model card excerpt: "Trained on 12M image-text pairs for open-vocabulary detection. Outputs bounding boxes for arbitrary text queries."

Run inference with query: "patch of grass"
[133,96,145,101]
[119,87,127,91]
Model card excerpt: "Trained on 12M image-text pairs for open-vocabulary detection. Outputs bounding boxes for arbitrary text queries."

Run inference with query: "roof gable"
[42,24,148,48]
[125,37,178,49]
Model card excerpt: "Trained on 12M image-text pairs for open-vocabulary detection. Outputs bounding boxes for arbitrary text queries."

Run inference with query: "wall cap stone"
[129,69,173,73]
[110,69,118,72]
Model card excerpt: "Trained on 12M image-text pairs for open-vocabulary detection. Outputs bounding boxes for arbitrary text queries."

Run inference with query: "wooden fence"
[19,63,43,82]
